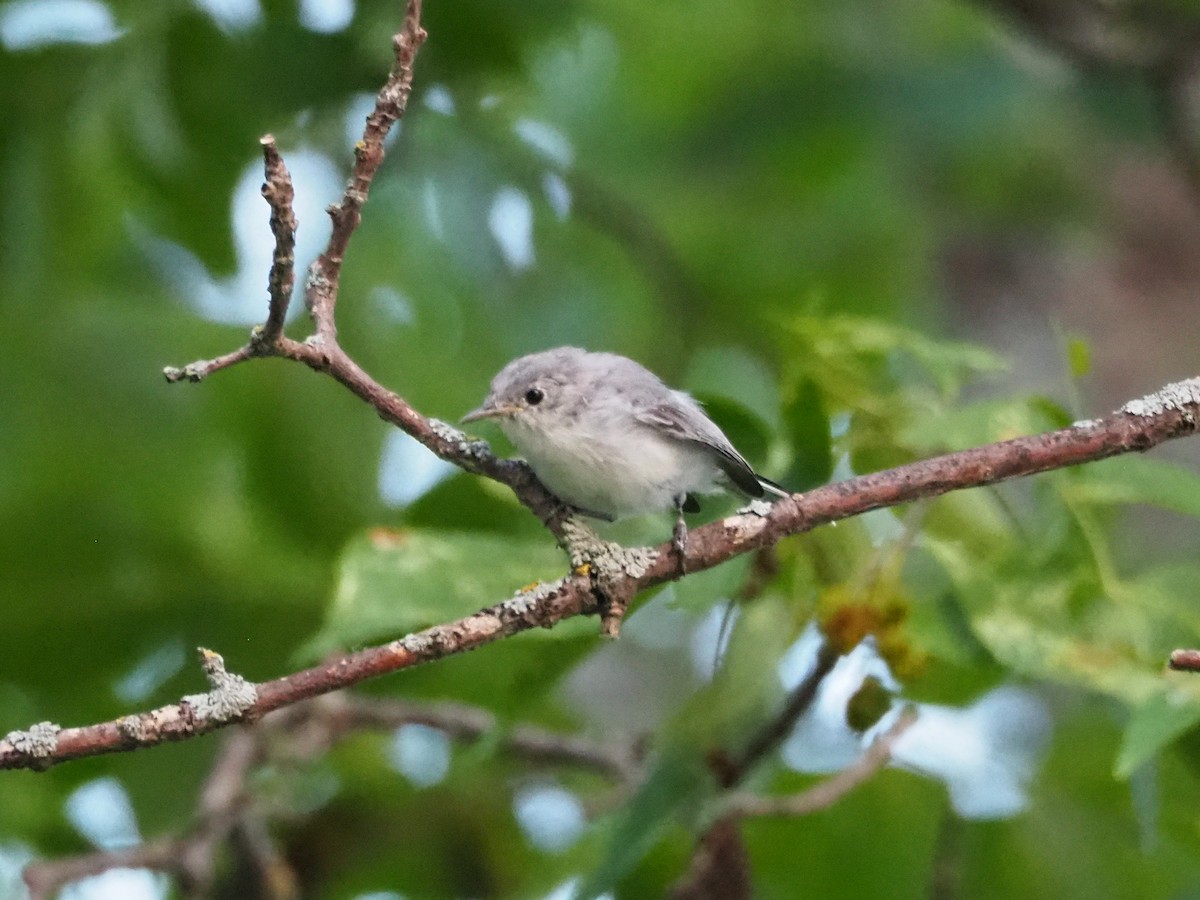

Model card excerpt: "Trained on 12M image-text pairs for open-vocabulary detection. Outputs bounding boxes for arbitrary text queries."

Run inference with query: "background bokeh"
[4,0,1200,897]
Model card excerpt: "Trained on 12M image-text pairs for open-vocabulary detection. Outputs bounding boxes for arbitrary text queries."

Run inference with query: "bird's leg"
[672,495,690,577]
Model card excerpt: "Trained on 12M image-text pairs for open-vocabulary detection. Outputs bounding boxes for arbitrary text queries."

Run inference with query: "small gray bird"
[462,347,787,547]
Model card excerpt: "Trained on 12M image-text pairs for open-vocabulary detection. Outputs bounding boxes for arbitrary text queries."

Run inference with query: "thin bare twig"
[161,0,574,543]
[163,0,429,371]
[306,0,425,337]
[23,840,178,900]
[732,640,841,784]
[163,344,255,383]
[668,708,918,897]
[261,693,639,784]
[729,707,919,818]
[328,694,639,782]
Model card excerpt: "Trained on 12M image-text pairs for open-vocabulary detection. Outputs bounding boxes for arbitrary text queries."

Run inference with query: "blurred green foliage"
[4,0,1200,897]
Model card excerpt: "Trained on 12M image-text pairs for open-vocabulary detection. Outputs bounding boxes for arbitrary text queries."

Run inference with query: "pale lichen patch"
[1120,378,1200,418]
[560,518,657,579]
[3,721,61,758]
[736,498,775,517]
[180,648,257,724]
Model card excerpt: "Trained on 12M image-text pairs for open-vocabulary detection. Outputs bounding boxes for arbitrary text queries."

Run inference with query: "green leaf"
[904,395,1067,453]
[779,315,1005,402]
[572,749,708,900]
[300,528,568,658]
[1066,335,1092,379]
[670,554,753,611]
[1065,456,1200,519]
[1116,687,1200,778]
[686,346,781,430]
[921,486,1016,560]
[695,395,772,471]
[781,378,833,490]
[922,536,1154,701]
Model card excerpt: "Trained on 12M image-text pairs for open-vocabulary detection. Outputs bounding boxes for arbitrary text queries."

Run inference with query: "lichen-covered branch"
[6,378,1200,771]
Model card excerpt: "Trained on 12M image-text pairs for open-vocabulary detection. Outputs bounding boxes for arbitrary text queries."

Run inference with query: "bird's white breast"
[500,414,721,518]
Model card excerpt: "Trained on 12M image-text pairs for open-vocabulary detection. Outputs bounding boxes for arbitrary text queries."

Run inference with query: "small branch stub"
[1169,648,1200,671]
[258,135,299,344]
[163,345,256,383]
[182,648,259,723]
[559,518,657,637]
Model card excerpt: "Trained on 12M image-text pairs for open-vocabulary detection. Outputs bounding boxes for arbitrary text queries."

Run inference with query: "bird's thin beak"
[461,402,517,424]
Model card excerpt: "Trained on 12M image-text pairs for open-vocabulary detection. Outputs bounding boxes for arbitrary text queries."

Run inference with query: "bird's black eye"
[524,387,545,406]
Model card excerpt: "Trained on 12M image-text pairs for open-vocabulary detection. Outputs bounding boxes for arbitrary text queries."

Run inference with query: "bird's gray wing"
[634,398,765,499]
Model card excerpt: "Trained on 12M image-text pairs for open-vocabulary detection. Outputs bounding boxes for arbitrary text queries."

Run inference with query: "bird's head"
[461,347,591,434]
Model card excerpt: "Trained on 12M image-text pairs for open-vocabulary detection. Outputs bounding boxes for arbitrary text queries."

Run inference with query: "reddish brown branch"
[7,379,1200,772]
[1168,648,1200,671]
[271,336,570,534]
[2,579,589,770]
[639,384,1200,585]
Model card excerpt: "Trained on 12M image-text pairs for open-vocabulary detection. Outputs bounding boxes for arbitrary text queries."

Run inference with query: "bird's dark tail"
[756,474,791,499]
